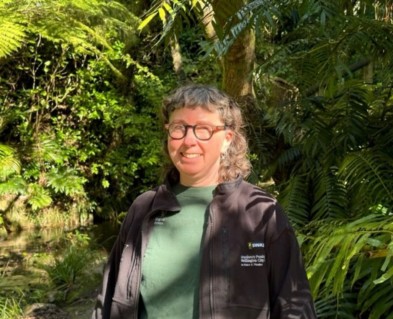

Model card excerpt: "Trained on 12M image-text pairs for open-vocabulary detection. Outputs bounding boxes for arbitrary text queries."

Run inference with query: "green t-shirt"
[140,184,215,319]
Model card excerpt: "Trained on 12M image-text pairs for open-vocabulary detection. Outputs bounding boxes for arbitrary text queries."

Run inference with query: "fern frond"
[5,0,138,79]
[27,184,52,210]
[339,150,393,209]
[0,144,21,180]
[46,168,86,196]
[311,168,348,219]
[278,174,311,226]
[32,137,64,164]
[0,176,26,195]
[299,113,333,159]
[276,147,302,170]
[0,19,26,58]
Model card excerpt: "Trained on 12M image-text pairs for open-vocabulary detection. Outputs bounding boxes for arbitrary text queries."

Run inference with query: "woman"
[92,84,317,319]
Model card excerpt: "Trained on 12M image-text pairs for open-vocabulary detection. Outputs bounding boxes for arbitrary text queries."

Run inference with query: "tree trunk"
[203,0,256,99]
[169,35,187,84]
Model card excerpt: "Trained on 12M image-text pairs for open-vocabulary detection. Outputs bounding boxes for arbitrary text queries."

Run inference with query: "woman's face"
[167,106,233,187]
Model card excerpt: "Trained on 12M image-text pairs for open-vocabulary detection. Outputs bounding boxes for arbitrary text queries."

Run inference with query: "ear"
[221,130,233,154]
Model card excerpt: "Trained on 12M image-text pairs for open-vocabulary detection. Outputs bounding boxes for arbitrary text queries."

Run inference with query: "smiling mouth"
[181,153,201,158]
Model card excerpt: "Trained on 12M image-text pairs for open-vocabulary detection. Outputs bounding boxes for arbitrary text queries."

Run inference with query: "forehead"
[169,106,222,122]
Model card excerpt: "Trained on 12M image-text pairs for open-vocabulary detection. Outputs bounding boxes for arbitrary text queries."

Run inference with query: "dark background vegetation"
[1,0,393,318]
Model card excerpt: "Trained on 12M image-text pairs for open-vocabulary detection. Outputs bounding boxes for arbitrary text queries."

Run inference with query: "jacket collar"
[150,171,243,213]
[214,176,243,196]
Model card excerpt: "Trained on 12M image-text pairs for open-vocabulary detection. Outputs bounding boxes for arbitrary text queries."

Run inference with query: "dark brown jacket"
[92,177,317,319]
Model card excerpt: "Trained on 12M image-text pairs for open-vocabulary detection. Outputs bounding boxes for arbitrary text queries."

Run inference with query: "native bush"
[0,0,170,229]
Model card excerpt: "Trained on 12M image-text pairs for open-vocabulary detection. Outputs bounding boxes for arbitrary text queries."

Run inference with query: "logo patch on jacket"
[248,241,264,249]
[154,212,166,225]
[241,242,266,267]
[240,254,265,267]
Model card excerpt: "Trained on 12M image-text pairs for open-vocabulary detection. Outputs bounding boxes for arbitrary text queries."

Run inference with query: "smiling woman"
[92,84,317,319]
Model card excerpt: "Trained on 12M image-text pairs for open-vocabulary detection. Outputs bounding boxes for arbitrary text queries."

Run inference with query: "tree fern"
[0,0,138,79]
[0,19,26,58]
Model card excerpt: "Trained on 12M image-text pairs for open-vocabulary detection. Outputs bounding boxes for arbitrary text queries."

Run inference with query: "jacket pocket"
[110,296,135,319]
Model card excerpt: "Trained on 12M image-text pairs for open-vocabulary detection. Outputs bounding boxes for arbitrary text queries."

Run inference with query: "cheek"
[167,140,179,157]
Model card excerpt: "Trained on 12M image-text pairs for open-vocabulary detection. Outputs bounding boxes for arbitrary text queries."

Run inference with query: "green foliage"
[0,1,26,59]
[0,295,23,319]
[128,3,393,317]
[208,1,393,317]
[304,214,393,317]
[2,0,392,316]
[40,231,98,302]
[339,151,393,210]
[26,184,52,211]
[43,246,92,301]
[0,0,170,224]
[139,0,197,41]
[0,144,20,180]
[0,0,139,76]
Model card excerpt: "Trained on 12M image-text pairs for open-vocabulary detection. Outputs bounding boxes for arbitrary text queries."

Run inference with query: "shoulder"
[120,186,162,228]
[131,187,160,209]
[237,181,293,234]
[238,180,277,205]
[126,184,179,218]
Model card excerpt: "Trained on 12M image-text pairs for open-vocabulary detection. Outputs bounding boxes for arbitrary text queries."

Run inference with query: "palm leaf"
[339,150,393,210]
[310,168,348,219]
[314,289,357,318]
[359,281,393,319]
[278,174,311,226]
[304,214,393,300]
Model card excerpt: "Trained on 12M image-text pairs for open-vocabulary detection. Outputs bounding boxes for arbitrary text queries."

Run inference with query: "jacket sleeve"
[91,233,124,319]
[267,207,317,319]
[91,211,134,319]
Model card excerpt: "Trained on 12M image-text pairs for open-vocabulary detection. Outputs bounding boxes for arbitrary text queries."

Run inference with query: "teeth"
[182,153,201,158]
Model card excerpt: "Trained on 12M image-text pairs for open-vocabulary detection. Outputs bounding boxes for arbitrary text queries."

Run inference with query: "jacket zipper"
[124,235,141,319]
[128,211,159,318]
[208,203,215,318]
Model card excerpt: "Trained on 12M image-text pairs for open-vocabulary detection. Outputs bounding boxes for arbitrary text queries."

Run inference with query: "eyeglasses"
[165,123,227,141]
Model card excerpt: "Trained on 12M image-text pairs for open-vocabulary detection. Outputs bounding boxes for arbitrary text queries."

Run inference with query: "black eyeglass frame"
[165,123,228,141]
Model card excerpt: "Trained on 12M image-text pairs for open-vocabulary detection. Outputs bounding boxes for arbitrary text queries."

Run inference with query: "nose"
[183,126,197,145]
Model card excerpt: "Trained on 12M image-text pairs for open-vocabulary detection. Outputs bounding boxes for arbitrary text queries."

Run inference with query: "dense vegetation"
[1,0,393,317]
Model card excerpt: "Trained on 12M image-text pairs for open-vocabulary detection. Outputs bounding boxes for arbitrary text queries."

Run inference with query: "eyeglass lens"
[168,124,217,140]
